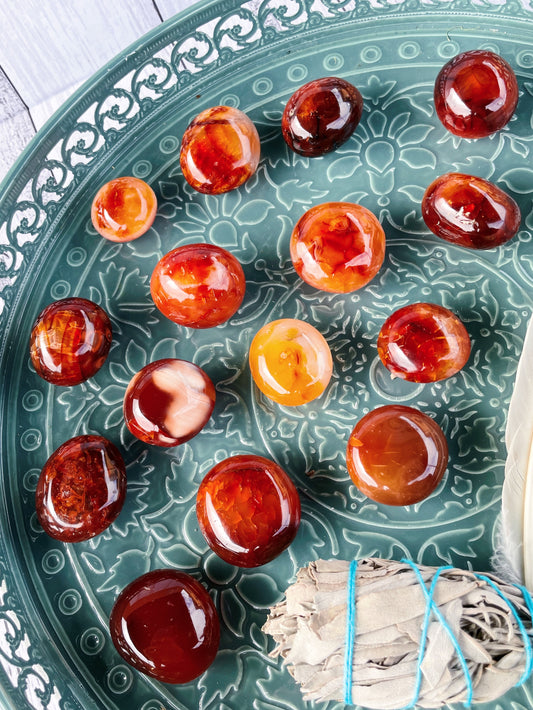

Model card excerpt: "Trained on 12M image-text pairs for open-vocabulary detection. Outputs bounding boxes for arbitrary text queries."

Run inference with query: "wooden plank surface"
[0,0,195,182]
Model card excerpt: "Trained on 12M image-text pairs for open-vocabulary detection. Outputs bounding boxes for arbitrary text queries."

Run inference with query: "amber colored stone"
[110,569,220,684]
[124,358,216,447]
[282,77,363,156]
[91,176,157,242]
[377,303,471,383]
[434,50,518,138]
[290,202,385,292]
[346,405,448,506]
[150,243,246,328]
[180,106,260,194]
[422,172,521,249]
[35,435,126,542]
[196,454,301,567]
[249,318,333,406]
[29,297,112,386]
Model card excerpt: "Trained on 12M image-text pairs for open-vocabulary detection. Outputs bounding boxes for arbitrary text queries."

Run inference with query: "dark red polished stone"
[36,435,126,542]
[29,297,112,386]
[150,243,246,328]
[290,201,385,292]
[434,50,518,138]
[282,77,363,156]
[377,303,471,383]
[110,569,220,684]
[346,405,448,506]
[180,105,260,194]
[91,176,157,242]
[196,454,301,567]
[124,358,216,447]
[422,172,521,249]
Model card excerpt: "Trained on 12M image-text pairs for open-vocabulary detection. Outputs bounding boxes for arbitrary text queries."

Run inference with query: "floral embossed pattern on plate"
[1,0,533,709]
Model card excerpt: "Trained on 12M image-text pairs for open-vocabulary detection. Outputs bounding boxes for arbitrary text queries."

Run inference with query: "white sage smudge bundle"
[263,558,533,709]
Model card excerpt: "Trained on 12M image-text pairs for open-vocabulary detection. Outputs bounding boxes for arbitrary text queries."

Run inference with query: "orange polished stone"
[434,50,518,138]
[249,318,333,406]
[282,77,363,156]
[110,570,220,684]
[124,359,216,447]
[346,405,448,506]
[29,297,112,386]
[377,303,471,383]
[150,243,246,328]
[91,176,157,242]
[290,202,385,293]
[36,435,126,542]
[196,454,301,567]
[422,172,521,249]
[180,106,260,194]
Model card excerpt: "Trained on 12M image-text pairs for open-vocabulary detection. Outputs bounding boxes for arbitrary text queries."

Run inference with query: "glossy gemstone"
[249,318,333,406]
[377,303,471,383]
[124,358,216,447]
[422,172,521,249]
[196,454,301,567]
[29,297,112,386]
[150,243,246,328]
[346,405,448,506]
[36,435,126,542]
[110,570,220,684]
[434,50,518,138]
[290,201,386,292]
[180,105,260,194]
[91,176,157,242]
[282,77,363,156]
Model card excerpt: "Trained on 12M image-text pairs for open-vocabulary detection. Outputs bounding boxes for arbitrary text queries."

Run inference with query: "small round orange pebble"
[290,202,386,293]
[180,105,261,194]
[91,176,157,242]
[249,318,333,406]
[346,405,448,506]
[150,243,246,328]
[377,303,471,383]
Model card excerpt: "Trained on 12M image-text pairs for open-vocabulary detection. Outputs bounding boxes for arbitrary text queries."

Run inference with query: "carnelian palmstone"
[36,435,126,542]
[282,77,363,156]
[377,303,471,383]
[110,569,220,684]
[196,454,301,567]
[422,172,521,249]
[346,405,448,506]
[434,50,518,138]
[249,318,333,406]
[291,202,386,292]
[29,297,112,386]
[150,243,246,328]
[180,105,260,194]
[124,358,216,447]
[91,176,157,242]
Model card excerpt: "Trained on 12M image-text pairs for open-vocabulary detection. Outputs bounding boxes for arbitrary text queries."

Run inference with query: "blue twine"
[344,559,358,705]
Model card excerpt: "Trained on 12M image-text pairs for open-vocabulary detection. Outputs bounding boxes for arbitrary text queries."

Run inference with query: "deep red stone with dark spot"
[180,105,260,193]
[150,243,246,328]
[110,570,220,684]
[377,303,471,382]
[35,435,126,542]
[29,297,112,386]
[196,454,301,567]
[434,50,518,138]
[282,77,363,156]
[422,172,521,249]
[346,405,448,506]
[124,358,216,447]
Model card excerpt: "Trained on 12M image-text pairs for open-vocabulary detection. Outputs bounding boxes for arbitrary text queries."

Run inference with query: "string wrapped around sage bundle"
[263,558,533,708]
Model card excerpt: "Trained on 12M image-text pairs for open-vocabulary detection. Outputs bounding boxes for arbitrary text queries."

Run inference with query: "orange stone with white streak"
[249,318,333,406]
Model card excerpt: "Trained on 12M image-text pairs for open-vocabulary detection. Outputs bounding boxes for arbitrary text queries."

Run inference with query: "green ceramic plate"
[1,0,533,708]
